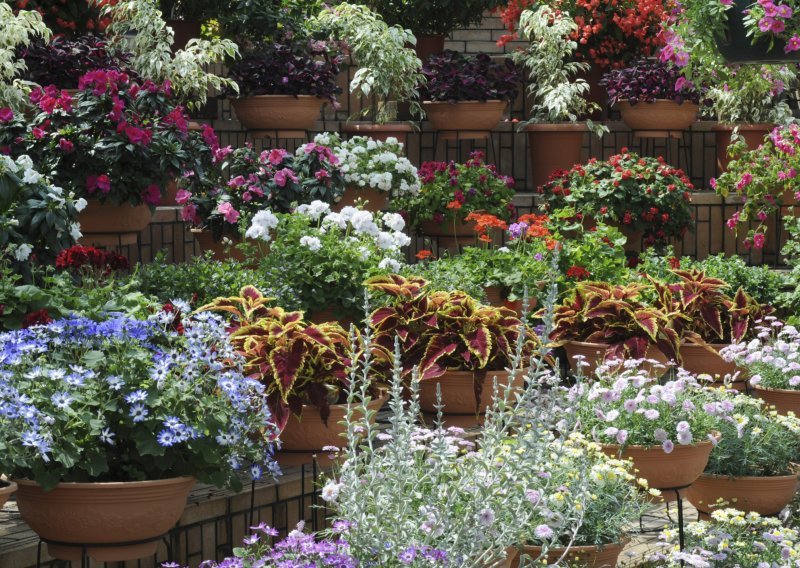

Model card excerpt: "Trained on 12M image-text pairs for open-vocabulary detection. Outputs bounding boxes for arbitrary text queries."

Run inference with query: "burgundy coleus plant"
[366,274,535,408]
[550,282,680,363]
[200,286,355,429]
[650,269,775,346]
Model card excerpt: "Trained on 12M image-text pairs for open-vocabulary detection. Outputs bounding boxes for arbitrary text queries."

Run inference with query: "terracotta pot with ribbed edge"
[0,479,16,509]
[501,538,629,568]
[617,100,699,132]
[14,476,195,562]
[278,395,388,452]
[713,124,774,174]
[678,342,739,380]
[686,472,799,517]
[418,368,527,416]
[423,100,507,133]
[341,122,413,146]
[79,200,153,247]
[232,95,323,131]
[526,123,586,189]
[752,384,800,416]
[601,437,716,492]
[562,341,669,378]
[414,34,445,62]
[333,186,390,212]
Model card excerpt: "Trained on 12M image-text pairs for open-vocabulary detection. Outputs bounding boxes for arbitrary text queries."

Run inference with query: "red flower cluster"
[13,0,117,37]
[56,245,129,273]
[566,265,591,280]
[22,308,53,328]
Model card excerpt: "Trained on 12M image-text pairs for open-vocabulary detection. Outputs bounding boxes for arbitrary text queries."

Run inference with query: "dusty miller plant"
[100,0,239,110]
[0,4,51,111]
[513,6,606,137]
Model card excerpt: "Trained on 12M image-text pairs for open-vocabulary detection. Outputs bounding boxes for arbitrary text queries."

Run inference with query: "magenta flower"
[216,202,240,224]
[58,138,74,153]
[140,183,162,206]
[174,189,192,205]
[786,35,800,52]
[266,148,289,166]
[0,108,14,122]
[273,168,299,188]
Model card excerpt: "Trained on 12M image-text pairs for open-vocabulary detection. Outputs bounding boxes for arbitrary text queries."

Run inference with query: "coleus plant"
[650,269,775,346]
[199,286,357,429]
[365,274,536,407]
[550,282,680,362]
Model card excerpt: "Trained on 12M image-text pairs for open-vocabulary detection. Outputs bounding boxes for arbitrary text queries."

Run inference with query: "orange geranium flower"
[446,200,462,210]
[416,249,434,260]
[479,234,493,243]
[465,212,509,237]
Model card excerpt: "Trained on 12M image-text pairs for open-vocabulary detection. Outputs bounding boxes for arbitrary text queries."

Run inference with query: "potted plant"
[253,202,410,322]
[365,274,536,423]
[712,124,800,249]
[7,0,110,39]
[571,364,726,493]
[512,5,608,189]
[651,269,775,383]
[0,311,280,562]
[391,151,516,251]
[550,282,680,376]
[311,3,425,143]
[199,286,386,464]
[316,133,420,212]
[685,394,800,518]
[539,149,695,252]
[420,50,520,134]
[722,319,800,415]
[0,3,50,112]
[600,58,702,132]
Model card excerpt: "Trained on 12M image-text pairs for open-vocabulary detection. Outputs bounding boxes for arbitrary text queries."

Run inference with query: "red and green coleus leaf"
[461,325,493,369]
[269,340,309,402]
[419,336,458,380]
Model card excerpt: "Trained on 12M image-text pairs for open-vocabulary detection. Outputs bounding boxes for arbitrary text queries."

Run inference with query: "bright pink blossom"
[216,202,240,224]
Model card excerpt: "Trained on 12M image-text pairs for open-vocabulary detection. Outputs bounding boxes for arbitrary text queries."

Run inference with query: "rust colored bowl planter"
[712,123,774,174]
[601,438,716,492]
[0,479,16,509]
[278,395,388,452]
[678,343,739,381]
[14,477,195,562]
[502,539,628,568]
[617,100,699,132]
[418,368,527,417]
[525,123,586,189]
[686,472,799,516]
[79,200,153,247]
[341,122,413,146]
[562,341,669,379]
[232,95,323,131]
[423,100,507,132]
[420,216,478,238]
[333,186,390,213]
[752,385,800,416]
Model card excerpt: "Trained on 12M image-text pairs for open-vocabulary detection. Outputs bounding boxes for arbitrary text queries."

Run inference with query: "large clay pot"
[617,100,699,132]
[713,124,773,174]
[601,438,716,492]
[562,341,669,379]
[192,229,247,262]
[525,123,586,190]
[678,343,739,380]
[418,368,527,417]
[79,200,153,247]
[414,34,445,62]
[14,476,195,561]
[231,95,323,131]
[333,186,390,212]
[341,122,413,146]
[686,472,799,517]
[0,479,16,509]
[502,539,628,568]
[484,286,531,316]
[278,395,388,452]
[420,216,478,238]
[423,100,507,133]
[752,385,800,416]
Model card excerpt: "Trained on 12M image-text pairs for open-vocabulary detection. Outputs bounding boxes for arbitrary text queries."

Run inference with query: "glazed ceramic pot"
[686,472,799,517]
[617,100,699,132]
[232,95,323,131]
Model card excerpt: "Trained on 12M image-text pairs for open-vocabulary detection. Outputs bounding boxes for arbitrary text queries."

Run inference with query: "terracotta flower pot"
[525,123,586,190]
[231,95,323,131]
[341,122,413,146]
[678,342,739,380]
[617,100,699,132]
[483,286,534,317]
[502,539,628,568]
[14,476,195,562]
[278,395,388,452]
[601,438,716,492]
[686,472,799,516]
[420,216,478,238]
[192,228,247,262]
[562,341,669,379]
[333,186,390,212]
[423,100,507,133]
[712,124,773,174]
[305,308,356,329]
[0,479,16,509]
[752,384,800,416]
[79,200,153,247]
[418,368,527,417]
[414,34,445,62]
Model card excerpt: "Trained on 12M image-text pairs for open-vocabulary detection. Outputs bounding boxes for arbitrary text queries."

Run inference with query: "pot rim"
[679,341,731,349]
[340,122,414,132]
[523,122,588,132]
[515,535,631,552]
[697,471,799,482]
[13,476,196,489]
[711,123,776,131]
[617,99,699,109]
[420,368,529,381]
[0,479,17,493]
[751,384,800,395]
[601,432,719,452]
[422,99,506,105]
[234,94,322,101]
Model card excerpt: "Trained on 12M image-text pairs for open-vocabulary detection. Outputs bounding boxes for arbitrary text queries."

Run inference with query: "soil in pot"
[333,186,390,213]
[502,539,628,568]
[686,472,799,517]
[14,476,195,562]
[617,100,699,132]
[525,123,586,189]
[752,385,800,416]
[232,95,323,132]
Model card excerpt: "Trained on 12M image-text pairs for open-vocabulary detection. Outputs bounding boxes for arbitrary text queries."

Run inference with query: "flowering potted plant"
[8,0,111,38]
[366,274,536,422]
[600,58,701,132]
[712,124,800,248]
[419,51,520,134]
[0,3,50,112]
[721,319,800,415]
[252,202,409,322]
[550,282,680,376]
[651,269,774,382]
[685,394,800,518]
[391,151,516,250]
[0,311,280,562]
[570,364,726,492]
[317,132,420,212]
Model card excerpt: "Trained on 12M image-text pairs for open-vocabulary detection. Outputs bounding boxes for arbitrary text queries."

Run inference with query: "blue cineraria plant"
[0,309,280,491]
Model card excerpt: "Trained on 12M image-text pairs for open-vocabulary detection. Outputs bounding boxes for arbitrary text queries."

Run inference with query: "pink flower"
[163,107,188,134]
[735,173,753,190]
[314,169,330,181]
[776,4,792,17]
[726,211,741,230]
[273,168,299,188]
[58,138,74,153]
[753,232,766,248]
[174,189,192,205]
[213,146,233,164]
[201,124,219,148]
[228,175,247,188]
[216,202,240,224]
[759,16,775,32]
[757,210,768,221]
[124,124,153,146]
[108,96,125,122]
[770,18,785,33]
[32,127,46,139]
[709,177,717,189]
[141,183,162,206]
[0,108,13,122]
[786,35,800,53]
[242,191,252,202]
[720,0,732,5]
[266,148,288,166]
[181,203,199,224]
[86,174,111,194]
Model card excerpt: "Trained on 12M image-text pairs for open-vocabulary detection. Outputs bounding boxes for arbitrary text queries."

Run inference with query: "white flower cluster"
[245,210,280,242]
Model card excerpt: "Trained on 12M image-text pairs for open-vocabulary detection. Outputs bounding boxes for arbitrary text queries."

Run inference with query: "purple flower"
[534,524,554,539]
[662,439,675,454]
[644,409,660,420]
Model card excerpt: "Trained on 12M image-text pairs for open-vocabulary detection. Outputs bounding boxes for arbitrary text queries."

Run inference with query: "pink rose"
[216,202,240,224]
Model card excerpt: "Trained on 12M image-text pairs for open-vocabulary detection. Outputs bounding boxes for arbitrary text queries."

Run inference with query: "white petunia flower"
[22,169,42,184]
[378,258,402,272]
[13,243,32,261]
[74,197,88,212]
[299,236,322,251]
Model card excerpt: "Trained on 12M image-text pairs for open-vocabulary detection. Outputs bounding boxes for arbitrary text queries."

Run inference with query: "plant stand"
[36,534,173,568]
[626,129,691,170]
[638,486,690,567]
[432,129,498,165]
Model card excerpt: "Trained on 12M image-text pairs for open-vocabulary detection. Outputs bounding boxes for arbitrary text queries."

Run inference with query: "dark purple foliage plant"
[600,58,702,107]
[420,50,521,104]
